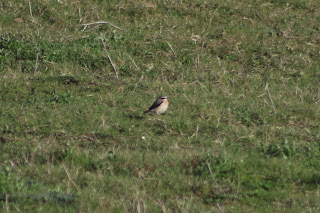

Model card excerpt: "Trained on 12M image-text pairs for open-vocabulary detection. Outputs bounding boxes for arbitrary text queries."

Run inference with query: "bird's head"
[159,96,168,100]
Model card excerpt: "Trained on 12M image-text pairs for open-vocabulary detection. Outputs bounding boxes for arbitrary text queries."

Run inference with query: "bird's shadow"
[126,113,144,120]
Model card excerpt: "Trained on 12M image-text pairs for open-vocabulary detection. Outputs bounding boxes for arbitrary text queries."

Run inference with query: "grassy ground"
[1,0,319,212]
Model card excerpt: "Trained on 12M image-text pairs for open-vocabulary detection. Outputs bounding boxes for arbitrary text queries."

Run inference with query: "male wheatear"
[144,96,169,115]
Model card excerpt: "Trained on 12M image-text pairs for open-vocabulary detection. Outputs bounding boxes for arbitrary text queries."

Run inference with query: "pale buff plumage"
[144,96,169,115]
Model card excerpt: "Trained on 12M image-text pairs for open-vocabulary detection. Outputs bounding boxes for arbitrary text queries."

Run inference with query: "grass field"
[1,0,320,212]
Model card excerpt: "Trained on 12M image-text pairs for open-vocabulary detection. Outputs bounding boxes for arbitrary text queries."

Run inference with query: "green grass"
[1,0,320,212]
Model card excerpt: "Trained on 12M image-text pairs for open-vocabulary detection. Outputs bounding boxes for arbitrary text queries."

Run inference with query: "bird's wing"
[148,100,163,110]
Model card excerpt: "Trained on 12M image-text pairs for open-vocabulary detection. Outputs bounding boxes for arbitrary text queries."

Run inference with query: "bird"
[144,96,169,115]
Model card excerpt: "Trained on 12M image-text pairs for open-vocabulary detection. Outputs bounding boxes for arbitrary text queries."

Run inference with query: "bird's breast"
[156,101,169,114]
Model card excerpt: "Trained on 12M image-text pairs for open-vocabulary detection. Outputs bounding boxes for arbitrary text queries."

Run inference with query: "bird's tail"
[144,110,150,114]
